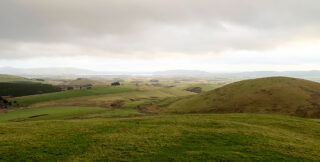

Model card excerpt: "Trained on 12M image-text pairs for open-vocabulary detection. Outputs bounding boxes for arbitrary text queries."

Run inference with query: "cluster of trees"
[80,84,93,89]
[185,87,202,93]
[0,96,11,108]
[0,83,62,97]
[111,82,120,86]
[59,84,93,91]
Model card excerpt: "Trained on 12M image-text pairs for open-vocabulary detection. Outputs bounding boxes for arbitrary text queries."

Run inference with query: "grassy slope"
[0,106,141,122]
[10,85,137,107]
[63,78,104,86]
[172,80,228,92]
[0,114,320,161]
[0,74,36,83]
[10,85,193,108]
[164,77,320,118]
[0,107,105,122]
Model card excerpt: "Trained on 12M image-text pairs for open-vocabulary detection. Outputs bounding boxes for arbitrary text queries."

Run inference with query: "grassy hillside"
[62,78,105,86]
[0,106,105,122]
[0,114,320,161]
[164,77,320,118]
[0,106,141,122]
[10,86,136,107]
[9,85,193,107]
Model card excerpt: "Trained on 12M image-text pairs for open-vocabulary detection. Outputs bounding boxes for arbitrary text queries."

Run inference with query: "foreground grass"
[0,106,141,122]
[0,114,320,161]
[0,107,105,122]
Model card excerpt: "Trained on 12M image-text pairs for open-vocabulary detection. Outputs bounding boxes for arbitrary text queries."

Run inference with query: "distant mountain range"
[153,70,212,76]
[0,67,152,76]
[1,67,320,81]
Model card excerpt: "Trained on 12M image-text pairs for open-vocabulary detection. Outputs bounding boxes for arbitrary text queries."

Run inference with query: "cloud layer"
[1,0,320,73]
[1,0,320,59]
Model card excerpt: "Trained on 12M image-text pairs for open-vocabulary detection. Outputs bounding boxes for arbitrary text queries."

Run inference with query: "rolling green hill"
[62,78,105,86]
[9,86,136,107]
[164,77,320,118]
[9,85,193,108]
[0,114,320,161]
[0,74,34,83]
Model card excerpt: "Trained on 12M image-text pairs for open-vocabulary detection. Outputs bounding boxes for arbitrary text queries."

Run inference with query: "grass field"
[0,106,105,122]
[0,114,320,161]
[10,85,193,108]
[10,85,137,107]
[174,83,227,92]
[0,106,141,122]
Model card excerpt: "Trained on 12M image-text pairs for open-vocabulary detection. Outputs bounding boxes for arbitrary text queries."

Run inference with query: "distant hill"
[164,77,320,118]
[218,71,320,81]
[0,74,35,83]
[154,70,320,81]
[62,78,105,86]
[2,67,320,80]
[153,70,212,76]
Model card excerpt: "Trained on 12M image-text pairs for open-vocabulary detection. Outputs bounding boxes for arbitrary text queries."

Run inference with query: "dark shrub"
[111,82,120,86]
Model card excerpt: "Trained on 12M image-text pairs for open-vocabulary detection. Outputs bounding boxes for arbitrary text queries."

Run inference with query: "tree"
[111,82,120,86]
[0,96,9,108]
[67,87,74,90]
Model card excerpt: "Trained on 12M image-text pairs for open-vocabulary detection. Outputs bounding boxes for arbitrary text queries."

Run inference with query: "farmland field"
[9,85,193,108]
[1,114,320,161]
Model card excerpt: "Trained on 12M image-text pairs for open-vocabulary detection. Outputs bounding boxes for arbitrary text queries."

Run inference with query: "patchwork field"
[9,85,193,109]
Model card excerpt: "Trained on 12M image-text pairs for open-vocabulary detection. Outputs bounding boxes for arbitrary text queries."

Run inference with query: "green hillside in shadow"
[164,77,320,118]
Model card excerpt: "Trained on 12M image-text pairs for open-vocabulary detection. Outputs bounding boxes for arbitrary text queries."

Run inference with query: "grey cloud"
[0,0,320,59]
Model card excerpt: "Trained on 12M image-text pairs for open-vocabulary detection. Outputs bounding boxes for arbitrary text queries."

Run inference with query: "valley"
[1,74,320,161]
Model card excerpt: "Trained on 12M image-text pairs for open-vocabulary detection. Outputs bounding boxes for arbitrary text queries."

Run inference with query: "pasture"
[0,114,320,161]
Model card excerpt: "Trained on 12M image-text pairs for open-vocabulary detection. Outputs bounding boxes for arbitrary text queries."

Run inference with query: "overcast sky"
[1,0,320,72]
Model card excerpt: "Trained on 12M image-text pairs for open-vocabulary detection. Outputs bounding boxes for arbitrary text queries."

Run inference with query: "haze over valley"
[1,0,320,161]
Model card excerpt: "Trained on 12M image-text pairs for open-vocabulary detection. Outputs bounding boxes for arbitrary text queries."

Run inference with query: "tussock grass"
[0,114,320,161]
